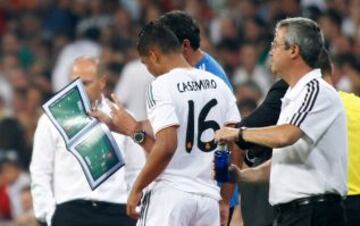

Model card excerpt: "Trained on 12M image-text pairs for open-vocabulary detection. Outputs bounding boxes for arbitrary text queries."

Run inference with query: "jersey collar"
[283,69,321,101]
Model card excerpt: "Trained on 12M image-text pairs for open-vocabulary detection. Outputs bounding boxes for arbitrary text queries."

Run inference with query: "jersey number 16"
[185,98,220,153]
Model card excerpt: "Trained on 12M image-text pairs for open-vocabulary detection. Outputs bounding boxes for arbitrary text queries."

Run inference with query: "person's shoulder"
[152,72,171,84]
[339,91,360,110]
[192,68,226,84]
[123,59,144,71]
[202,52,219,65]
[76,40,101,49]
[34,114,55,135]
[36,114,56,131]
[157,68,192,81]
[339,91,360,102]
[38,113,50,124]
[318,78,337,95]
[202,53,226,74]
[316,78,343,106]
[265,79,289,97]
[121,59,146,78]
[272,79,289,90]
[150,72,172,90]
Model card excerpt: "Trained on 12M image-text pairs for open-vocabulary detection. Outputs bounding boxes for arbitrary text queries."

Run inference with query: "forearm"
[220,183,235,204]
[131,138,176,193]
[229,142,244,168]
[242,124,302,148]
[220,142,241,204]
[226,124,244,168]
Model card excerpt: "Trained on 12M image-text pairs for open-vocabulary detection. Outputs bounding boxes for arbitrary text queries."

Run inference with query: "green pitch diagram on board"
[74,125,119,180]
[42,79,124,190]
[49,88,92,139]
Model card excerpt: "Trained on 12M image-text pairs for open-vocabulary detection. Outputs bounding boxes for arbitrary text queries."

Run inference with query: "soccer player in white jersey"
[93,22,241,226]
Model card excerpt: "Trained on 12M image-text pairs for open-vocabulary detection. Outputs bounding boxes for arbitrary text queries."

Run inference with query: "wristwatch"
[133,130,146,144]
[238,126,247,141]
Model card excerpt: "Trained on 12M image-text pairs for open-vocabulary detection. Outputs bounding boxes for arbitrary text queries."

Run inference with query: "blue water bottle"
[214,144,230,183]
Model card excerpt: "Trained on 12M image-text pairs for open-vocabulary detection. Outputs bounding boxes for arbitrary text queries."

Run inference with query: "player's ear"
[289,44,300,59]
[148,49,160,63]
[183,39,191,49]
[182,39,192,56]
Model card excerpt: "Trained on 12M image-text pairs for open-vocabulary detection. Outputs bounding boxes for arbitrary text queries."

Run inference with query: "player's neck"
[189,49,205,66]
[322,74,334,87]
[282,62,313,88]
[160,55,192,75]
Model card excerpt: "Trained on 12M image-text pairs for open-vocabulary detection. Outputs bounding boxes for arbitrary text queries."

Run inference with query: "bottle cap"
[218,143,227,151]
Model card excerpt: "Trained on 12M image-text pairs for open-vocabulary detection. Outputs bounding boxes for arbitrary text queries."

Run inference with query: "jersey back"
[146,68,240,199]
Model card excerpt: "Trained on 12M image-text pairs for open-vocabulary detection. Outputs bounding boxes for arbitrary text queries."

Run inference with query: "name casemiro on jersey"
[177,79,217,93]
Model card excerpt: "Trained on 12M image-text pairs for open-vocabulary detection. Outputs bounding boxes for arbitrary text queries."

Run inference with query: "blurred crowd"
[0,0,360,225]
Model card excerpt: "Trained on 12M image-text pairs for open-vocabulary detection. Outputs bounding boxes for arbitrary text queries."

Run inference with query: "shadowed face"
[140,48,166,77]
[70,58,105,104]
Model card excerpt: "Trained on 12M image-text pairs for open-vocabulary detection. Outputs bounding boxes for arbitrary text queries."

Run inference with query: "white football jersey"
[146,68,241,200]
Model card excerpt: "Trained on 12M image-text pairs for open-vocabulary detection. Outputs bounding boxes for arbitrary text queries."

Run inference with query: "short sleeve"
[287,81,338,143]
[223,84,241,125]
[146,80,179,135]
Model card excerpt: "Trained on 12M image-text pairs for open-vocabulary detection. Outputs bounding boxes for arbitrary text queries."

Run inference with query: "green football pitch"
[49,88,92,139]
[75,126,119,181]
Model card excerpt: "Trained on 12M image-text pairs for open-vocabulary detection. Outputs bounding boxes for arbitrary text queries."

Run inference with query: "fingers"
[127,191,142,220]
[107,94,128,117]
[214,127,239,143]
[91,99,99,111]
[111,93,124,110]
[105,98,118,113]
[89,110,112,126]
[214,129,224,143]
[89,110,104,120]
[214,134,225,144]
[126,204,140,219]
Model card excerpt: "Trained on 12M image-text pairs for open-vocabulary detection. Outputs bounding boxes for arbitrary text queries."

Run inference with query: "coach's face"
[269,27,290,76]
[70,59,105,104]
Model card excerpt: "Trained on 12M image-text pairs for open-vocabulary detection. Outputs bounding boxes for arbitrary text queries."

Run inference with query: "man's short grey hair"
[276,17,324,68]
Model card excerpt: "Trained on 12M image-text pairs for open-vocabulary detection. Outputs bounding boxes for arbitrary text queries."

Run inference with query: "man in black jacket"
[236,79,288,226]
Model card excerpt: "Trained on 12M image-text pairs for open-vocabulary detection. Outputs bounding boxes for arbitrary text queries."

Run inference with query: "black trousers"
[51,200,137,226]
[344,194,360,226]
[273,195,346,226]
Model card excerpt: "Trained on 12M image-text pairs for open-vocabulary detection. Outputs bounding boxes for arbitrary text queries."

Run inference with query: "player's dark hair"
[137,21,181,56]
[317,47,332,77]
[158,10,200,50]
